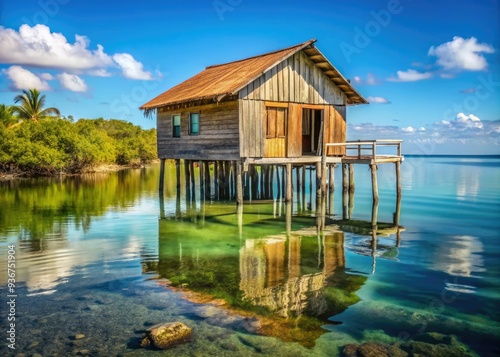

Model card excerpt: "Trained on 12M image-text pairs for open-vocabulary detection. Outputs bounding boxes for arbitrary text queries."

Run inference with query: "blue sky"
[0,0,499,154]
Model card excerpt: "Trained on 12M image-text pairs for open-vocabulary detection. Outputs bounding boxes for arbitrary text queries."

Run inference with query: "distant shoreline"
[0,161,159,181]
[403,154,500,158]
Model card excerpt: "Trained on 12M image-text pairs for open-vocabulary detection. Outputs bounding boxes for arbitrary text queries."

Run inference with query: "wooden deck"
[244,139,403,166]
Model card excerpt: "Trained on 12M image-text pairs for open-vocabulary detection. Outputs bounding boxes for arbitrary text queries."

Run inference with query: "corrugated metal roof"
[140,39,367,111]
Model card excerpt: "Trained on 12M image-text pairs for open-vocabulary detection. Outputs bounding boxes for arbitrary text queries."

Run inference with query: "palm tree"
[0,104,17,127]
[12,89,60,122]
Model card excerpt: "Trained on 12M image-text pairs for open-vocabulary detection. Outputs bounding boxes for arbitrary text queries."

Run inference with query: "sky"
[0,0,499,155]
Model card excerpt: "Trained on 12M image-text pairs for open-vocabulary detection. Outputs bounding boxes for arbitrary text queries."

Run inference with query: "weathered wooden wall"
[239,50,348,158]
[157,100,240,160]
[239,51,347,104]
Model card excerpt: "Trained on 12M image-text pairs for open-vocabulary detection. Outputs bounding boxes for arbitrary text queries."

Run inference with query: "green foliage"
[0,104,17,127]
[12,88,61,122]
[0,116,157,176]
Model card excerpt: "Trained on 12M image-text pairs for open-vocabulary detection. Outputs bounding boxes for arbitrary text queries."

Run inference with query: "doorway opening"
[302,108,323,155]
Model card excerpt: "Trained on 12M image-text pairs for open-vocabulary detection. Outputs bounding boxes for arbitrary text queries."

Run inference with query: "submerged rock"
[140,322,192,349]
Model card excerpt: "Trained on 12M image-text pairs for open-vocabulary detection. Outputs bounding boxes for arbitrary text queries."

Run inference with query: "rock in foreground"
[140,322,192,349]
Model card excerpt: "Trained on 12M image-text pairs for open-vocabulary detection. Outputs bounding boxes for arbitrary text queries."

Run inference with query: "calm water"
[0,157,499,356]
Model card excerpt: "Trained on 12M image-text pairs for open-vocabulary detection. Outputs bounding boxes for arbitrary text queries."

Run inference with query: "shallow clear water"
[0,157,499,356]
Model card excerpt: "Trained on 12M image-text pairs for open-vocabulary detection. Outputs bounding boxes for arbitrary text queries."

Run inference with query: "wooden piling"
[189,160,196,193]
[316,162,322,212]
[236,161,243,205]
[199,161,204,198]
[159,158,166,193]
[285,163,292,204]
[328,164,335,215]
[394,161,402,225]
[175,159,181,192]
[204,162,211,200]
[370,164,379,227]
[348,164,355,194]
[276,165,281,200]
[342,164,348,220]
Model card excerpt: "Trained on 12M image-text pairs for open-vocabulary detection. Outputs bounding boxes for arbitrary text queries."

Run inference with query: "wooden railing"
[323,140,402,160]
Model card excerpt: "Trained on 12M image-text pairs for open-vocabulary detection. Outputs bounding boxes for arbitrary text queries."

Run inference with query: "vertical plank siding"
[239,50,348,158]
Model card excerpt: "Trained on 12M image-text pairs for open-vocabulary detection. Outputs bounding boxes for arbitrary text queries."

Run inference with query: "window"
[265,107,286,138]
[172,114,181,137]
[189,112,199,135]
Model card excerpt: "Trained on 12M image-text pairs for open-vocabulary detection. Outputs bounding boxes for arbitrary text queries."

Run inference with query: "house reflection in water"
[152,200,374,345]
[239,227,346,319]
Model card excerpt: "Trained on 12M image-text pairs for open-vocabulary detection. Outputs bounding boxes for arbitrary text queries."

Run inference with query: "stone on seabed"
[140,322,192,349]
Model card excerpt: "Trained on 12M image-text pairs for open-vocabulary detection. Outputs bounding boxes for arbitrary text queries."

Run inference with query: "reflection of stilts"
[371,224,377,274]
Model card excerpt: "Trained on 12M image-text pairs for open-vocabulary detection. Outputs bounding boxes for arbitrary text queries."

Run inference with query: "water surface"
[0,157,499,356]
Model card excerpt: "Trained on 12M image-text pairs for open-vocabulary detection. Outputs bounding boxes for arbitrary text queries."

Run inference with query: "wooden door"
[264,106,287,157]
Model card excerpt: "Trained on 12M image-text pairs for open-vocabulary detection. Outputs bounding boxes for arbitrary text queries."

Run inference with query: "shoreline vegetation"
[1,89,157,179]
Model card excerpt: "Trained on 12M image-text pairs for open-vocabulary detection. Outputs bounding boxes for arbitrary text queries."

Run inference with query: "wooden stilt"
[270,165,275,200]
[285,163,292,204]
[316,162,322,212]
[329,164,335,216]
[243,169,250,200]
[252,165,259,200]
[189,160,195,193]
[199,161,204,198]
[224,160,231,199]
[175,159,181,192]
[236,161,243,205]
[301,165,306,210]
[159,158,166,193]
[342,164,348,220]
[204,162,211,200]
[394,161,402,226]
[214,161,219,200]
[370,164,379,227]
[348,164,355,194]
[281,166,286,200]
[276,165,281,200]
[184,159,191,197]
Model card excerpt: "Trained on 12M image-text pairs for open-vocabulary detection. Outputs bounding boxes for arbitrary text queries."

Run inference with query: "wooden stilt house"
[141,39,366,161]
[141,39,403,210]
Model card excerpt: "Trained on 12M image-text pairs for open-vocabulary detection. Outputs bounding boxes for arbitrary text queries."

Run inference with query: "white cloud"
[402,126,415,133]
[387,69,432,82]
[0,24,153,82]
[88,69,111,77]
[428,36,494,71]
[367,96,390,104]
[0,24,113,70]
[112,53,153,80]
[351,73,379,85]
[2,65,50,90]
[40,73,54,80]
[58,72,88,92]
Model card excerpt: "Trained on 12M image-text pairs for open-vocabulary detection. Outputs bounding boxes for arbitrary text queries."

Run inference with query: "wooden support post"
[316,162,322,212]
[281,166,286,200]
[204,162,211,200]
[329,164,335,216]
[224,161,231,199]
[348,163,355,219]
[301,165,306,210]
[189,160,196,194]
[285,163,292,204]
[295,167,301,211]
[214,161,219,200]
[159,158,166,193]
[236,161,243,205]
[342,164,348,220]
[175,159,181,193]
[276,165,281,200]
[370,164,379,227]
[199,161,204,199]
[243,170,250,200]
[270,165,275,200]
[252,165,259,200]
[348,164,355,194]
[394,160,402,226]
[184,159,191,198]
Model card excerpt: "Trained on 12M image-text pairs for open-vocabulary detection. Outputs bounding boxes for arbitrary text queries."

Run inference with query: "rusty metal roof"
[140,39,367,111]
